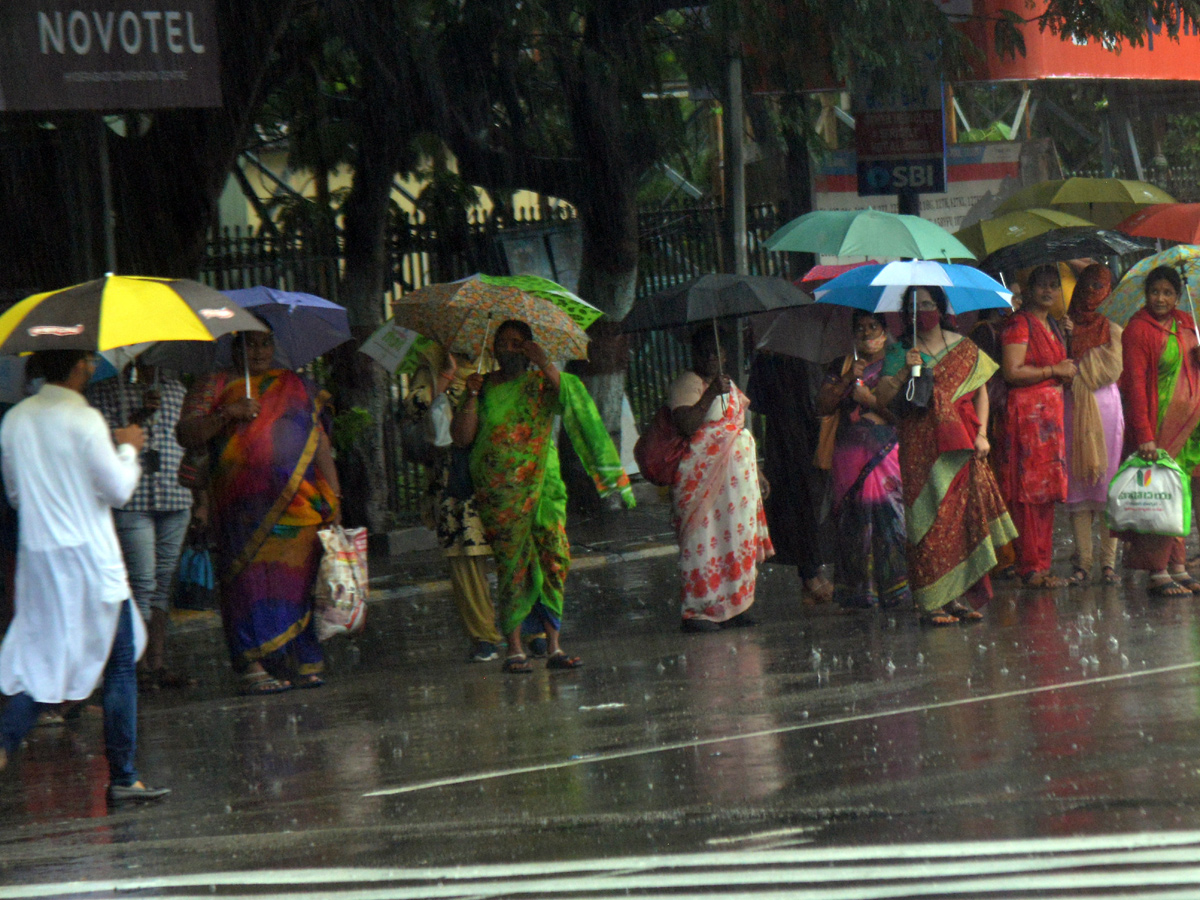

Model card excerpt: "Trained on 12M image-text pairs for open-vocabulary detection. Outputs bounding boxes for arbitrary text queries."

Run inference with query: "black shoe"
[721,612,758,628]
[681,618,721,633]
[468,641,499,663]
[107,782,171,803]
[527,637,549,658]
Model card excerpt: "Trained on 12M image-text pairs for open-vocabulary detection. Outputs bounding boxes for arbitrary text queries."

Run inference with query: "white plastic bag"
[1107,452,1192,537]
[314,526,368,641]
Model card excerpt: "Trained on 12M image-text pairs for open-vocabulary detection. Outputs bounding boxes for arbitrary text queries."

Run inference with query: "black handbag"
[889,367,934,418]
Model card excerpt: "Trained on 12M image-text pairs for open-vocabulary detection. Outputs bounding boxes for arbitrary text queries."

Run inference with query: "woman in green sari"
[453,320,634,673]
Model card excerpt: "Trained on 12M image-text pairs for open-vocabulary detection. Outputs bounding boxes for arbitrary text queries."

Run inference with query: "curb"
[369,542,678,604]
[169,542,679,633]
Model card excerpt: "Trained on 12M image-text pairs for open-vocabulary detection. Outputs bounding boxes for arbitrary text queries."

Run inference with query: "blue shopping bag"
[173,542,217,611]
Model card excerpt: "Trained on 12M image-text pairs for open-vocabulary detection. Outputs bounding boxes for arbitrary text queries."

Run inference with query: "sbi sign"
[38,10,207,56]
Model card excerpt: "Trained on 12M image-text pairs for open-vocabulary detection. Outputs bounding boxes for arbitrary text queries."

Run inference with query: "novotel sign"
[0,1,220,111]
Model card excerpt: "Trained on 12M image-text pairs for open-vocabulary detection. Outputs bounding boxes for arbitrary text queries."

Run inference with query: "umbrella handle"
[477,316,493,374]
[1187,277,1200,346]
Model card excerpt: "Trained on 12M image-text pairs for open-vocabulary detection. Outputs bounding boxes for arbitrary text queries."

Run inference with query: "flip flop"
[920,609,958,626]
[546,652,583,670]
[1173,573,1200,594]
[945,601,983,622]
[239,671,292,695]
[1148,578,1191,598]
[503,655,533,674]
[1101,566,1120,585]
[294,674,325,690]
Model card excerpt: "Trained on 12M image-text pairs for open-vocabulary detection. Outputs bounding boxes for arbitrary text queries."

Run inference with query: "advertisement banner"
[0,1,221,111]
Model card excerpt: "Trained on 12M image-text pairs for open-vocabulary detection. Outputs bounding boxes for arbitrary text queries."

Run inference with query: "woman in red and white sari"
[668,328,774,633]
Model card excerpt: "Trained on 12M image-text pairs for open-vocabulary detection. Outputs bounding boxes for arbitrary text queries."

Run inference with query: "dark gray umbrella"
[623,274,812,332]
[980,226,1153,273]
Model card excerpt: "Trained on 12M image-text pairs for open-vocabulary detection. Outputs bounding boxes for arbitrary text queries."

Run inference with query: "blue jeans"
[114,509,190,620]
[0,603,139,786]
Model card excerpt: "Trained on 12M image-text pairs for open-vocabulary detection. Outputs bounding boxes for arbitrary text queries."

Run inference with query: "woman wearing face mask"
[1117,266,1200,597]
[453,320,633,673]
[875,287,1017,625]
[1063,264,1124,585]
[815,311,909,610]
[998,264,1077,588]
[669,327,774,633]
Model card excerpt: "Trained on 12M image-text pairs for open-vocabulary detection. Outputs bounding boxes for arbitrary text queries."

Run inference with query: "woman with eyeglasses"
[814,311,909,610]
[875,287,1017,625]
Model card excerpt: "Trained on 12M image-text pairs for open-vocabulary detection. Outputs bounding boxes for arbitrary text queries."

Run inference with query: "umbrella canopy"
[814,260,1013,314]
[755,304,856,365]
[478,274,603,329]
[1097,245,1200,326]
[140,287,351,372]
[953,208,1094,259]
[764,209,976,261]
[994,177,1175,228]
[795,261,879,291]
[623,274,812,332]
[1116,203,1200,244]
[392,278,589,361]
[0,275,266,355]
[980,226,1151,273]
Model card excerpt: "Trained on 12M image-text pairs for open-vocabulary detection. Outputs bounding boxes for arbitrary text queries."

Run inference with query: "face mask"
[916,310,941,333]
[497,351,529,377]
[858,334,887,355]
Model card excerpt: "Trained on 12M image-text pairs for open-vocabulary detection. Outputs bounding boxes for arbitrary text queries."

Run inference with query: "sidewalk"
[170,481,678,633]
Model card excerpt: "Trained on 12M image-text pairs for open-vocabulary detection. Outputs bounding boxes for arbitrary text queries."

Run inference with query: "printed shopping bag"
[1106,451,1192,537]
[314,525,368,641]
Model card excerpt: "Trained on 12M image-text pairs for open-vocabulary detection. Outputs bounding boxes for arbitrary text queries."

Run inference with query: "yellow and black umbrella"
[0,274,267,355]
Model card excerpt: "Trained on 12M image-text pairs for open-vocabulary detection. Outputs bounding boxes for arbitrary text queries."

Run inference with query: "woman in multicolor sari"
[178,329,340,694]
[876,287,1017,625]
[998,264,1077,588]
[1064,264,1124,585]
[453,320,633,674]
[1118,265,1200,597]
[815,311,909,610]
[669,327,774,633]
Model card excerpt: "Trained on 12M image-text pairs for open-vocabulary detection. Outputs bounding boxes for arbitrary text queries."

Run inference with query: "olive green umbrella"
[954,208,1094,259]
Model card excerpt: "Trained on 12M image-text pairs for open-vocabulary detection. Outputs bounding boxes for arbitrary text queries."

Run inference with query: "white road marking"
[363,660,1200,796]
[9,832,1200,898]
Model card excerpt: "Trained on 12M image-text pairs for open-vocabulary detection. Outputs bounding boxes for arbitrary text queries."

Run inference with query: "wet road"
[6,549,1200,897]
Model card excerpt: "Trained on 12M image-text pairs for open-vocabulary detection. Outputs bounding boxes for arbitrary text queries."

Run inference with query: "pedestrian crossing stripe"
[7,829,1200,899]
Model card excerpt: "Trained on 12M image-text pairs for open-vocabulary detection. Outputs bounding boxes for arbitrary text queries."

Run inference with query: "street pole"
[725,51,747,277]
[97,116,117,274]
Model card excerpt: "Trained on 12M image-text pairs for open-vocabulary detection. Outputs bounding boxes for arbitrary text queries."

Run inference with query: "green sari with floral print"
[470,371,633,634]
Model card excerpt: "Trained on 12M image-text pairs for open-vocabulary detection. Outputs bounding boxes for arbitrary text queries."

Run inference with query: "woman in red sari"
[876,287,1017,624]
[1118,265,1200,597]
[999,264,1078,587]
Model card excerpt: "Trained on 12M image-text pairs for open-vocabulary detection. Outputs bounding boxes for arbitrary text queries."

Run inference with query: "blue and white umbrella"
[813,260,1013,314]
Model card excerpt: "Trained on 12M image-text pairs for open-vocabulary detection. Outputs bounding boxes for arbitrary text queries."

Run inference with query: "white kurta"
[0,384,146,703]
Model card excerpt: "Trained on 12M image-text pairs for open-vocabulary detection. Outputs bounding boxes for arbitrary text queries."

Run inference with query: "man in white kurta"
[0,349,169,802]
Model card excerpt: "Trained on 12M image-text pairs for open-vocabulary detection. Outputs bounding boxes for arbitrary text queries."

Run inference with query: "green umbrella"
[994,177,1175,228]
[953,208,1094,259]
[764,209,976,261]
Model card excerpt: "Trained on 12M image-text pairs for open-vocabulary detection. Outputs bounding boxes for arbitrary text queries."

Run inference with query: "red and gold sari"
[884,340,1017,611]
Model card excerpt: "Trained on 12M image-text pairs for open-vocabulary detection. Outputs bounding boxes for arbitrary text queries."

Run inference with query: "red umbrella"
[796,260,879,291]
[1115,203,1200,243]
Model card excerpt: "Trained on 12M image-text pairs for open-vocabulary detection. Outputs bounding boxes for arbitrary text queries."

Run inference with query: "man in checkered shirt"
[88,365,195,691]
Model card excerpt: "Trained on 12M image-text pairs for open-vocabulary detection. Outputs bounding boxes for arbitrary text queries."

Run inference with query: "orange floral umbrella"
[391,279,589,361]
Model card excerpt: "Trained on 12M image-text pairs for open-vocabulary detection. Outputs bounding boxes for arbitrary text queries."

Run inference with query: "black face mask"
[497,351,529,377]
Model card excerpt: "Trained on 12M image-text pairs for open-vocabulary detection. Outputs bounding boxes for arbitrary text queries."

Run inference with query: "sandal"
[239,671,291,695]
[945,601,983,622]
[294,674,325,690]
[1172,572,1200,594]
[1021,572,1069,589]
[1066,566,1089,587]
[920,609,959,626]
[1148,577,1192,598]
[1101,566,1120,585]
[546,652,584,670]
[502,654,533,674]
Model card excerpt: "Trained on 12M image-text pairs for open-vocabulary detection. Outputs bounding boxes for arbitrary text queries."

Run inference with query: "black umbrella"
[623,274,812,332]
[980,226,1153,273]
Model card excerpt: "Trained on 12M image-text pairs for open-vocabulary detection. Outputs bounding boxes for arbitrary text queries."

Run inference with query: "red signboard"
[0,1,221,111]
[856,109,945,157]
[962,0,1200,82]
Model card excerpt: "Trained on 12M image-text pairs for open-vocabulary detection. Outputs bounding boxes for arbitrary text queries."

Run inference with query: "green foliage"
[331,406,375,454]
